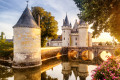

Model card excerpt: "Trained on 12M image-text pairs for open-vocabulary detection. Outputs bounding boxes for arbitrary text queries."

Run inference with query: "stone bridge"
[61,46,120,61]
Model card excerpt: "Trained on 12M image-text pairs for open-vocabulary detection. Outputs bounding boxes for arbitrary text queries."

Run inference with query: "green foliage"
[32,7,58,47]
[0,32,5,40]
[73,0,120,41]
[0,32,13,60]
[0,40,13,60]
[98,42,102,46]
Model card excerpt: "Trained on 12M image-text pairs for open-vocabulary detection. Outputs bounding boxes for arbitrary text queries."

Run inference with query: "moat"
[0,51,111,80]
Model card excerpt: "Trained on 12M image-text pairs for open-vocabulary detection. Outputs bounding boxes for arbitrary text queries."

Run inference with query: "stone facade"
[46,14,92,47]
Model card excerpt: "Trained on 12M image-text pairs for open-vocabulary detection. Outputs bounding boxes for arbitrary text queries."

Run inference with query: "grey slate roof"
[13,6,39,28]
[72,20,79,33]
[63,14,70,26]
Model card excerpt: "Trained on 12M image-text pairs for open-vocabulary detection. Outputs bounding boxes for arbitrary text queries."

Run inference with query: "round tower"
[62,14,72,47]
[13,5,41,68]
[88,32,92,47]
[78,19,88,47]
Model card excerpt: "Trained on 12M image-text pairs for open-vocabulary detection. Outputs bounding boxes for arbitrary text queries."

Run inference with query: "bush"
[91,56,120,80]
[0,40,13,60]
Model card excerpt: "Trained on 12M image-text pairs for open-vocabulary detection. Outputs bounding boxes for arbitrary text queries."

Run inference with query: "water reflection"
[62,55,89,80]
[14,67,41,80]
[0,65,13,80]
[0,55,98,80]
[81,51,94,61]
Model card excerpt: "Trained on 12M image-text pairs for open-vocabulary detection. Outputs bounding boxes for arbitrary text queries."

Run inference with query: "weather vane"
[26,0,29,6]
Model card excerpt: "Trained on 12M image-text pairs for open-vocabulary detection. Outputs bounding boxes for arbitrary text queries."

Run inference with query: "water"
[0,51,111,80]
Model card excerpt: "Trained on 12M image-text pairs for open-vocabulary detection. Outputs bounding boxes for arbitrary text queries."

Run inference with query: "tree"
[32,7,58,47]
[73,0,120,41]
[98,42,102,46]
[0,32,13,60]
[0,32,5,40]
[105,41,112,45]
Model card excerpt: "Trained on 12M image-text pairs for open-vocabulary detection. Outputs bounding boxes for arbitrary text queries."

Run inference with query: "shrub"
[91,56,120,80]
[0,40,13,60]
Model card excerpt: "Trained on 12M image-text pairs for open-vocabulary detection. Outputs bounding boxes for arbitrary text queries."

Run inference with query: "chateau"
[46,14,92,47]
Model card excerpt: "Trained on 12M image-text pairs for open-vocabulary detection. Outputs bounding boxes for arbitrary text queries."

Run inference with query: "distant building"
[46,35,62,47]
[46,14,92,47]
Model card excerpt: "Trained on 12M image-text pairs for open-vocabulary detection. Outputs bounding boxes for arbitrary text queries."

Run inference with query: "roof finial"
[26,0,29,7]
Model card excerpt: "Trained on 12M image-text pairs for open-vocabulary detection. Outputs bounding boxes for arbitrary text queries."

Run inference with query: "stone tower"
[13,5,41,68]
[78,20,88,47]
[88,32,92,47]
[62,14,72,47]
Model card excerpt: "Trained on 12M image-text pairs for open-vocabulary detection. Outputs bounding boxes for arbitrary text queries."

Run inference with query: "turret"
[78,19,88,47]
[13,4,41,68]
[62,14,71,47]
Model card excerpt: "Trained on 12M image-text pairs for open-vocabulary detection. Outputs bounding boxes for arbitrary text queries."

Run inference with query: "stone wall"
[13,27,41,67]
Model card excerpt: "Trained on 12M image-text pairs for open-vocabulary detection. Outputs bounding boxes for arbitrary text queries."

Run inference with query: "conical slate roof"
[73,20,79,31]
[13,6,39,28]
[63,14,70,26]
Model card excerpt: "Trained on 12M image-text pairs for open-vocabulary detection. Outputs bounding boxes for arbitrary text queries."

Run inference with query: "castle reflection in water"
[0,52,110,80]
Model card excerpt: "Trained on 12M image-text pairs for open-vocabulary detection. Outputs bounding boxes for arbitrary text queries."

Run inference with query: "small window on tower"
[76,38,77,40]
[64,37,65,40]
[75,43,77,45]
[64,31,65,33]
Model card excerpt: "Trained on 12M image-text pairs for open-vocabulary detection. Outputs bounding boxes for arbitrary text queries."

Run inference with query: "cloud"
[0,0,80,37]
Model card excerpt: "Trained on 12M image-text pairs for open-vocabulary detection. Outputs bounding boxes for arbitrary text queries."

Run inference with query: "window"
[76,37,77,40]
[75,43,77,45]
[64,37,65,40]
[64,31,65,33]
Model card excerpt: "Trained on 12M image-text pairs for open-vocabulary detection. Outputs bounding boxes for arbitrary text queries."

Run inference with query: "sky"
[0,0,114,42]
